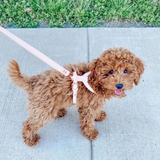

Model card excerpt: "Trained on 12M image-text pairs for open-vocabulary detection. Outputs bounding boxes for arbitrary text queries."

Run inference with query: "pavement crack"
[87,29,90,62]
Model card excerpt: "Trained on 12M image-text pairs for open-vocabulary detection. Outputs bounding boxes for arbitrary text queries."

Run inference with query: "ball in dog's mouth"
[114,89,122,96]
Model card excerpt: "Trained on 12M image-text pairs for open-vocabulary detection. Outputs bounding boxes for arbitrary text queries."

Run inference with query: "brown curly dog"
[7,47,144,147]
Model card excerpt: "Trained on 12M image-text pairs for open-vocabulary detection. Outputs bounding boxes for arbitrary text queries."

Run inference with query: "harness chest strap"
[0,26,95,103]
[70,72,94,104]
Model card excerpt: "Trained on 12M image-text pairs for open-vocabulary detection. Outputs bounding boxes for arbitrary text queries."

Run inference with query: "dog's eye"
[109,70,113,74]
[124,69,127,73]
[105,74,108,76]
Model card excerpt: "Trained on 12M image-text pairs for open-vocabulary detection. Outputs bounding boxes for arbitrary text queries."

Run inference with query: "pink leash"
[0,26,94,103]
[0,26,70,76]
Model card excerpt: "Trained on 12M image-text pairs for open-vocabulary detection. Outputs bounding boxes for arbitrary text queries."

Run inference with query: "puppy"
[7,47,144,147]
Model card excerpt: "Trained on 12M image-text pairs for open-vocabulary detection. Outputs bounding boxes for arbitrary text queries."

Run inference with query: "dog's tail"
[7,60,31,92]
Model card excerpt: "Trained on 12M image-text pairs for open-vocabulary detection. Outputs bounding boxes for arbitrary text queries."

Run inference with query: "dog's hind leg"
[22,119,41,147]
[55,108,67,119]
[22,107,59,147]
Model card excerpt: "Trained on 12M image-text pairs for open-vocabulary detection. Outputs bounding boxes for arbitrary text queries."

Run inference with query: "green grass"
[0,0,160,28]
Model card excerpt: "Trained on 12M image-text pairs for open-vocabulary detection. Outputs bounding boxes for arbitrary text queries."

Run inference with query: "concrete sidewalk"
[0,28,160,160]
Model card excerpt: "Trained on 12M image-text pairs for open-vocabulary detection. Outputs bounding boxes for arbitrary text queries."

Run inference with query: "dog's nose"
[116,84,123,89]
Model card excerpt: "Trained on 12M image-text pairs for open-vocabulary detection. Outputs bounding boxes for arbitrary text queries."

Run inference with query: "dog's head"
[89,48,144,98]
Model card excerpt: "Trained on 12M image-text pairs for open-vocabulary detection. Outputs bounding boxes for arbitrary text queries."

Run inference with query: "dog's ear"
[89,58,107,96]
[134,57,144,85]
[89,58,102,87]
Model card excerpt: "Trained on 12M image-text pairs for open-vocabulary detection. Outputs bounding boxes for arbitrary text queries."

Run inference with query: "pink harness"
[0,26,94,103]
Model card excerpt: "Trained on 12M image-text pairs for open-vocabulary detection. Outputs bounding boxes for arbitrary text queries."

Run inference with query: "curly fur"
[7,48,144,147]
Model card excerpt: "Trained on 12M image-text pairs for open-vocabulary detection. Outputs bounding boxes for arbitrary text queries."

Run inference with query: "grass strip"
[0,0,160,28]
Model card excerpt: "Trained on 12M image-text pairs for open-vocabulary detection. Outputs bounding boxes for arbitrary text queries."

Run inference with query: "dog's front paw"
[95,111,107,122]
[83,129,99,141]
